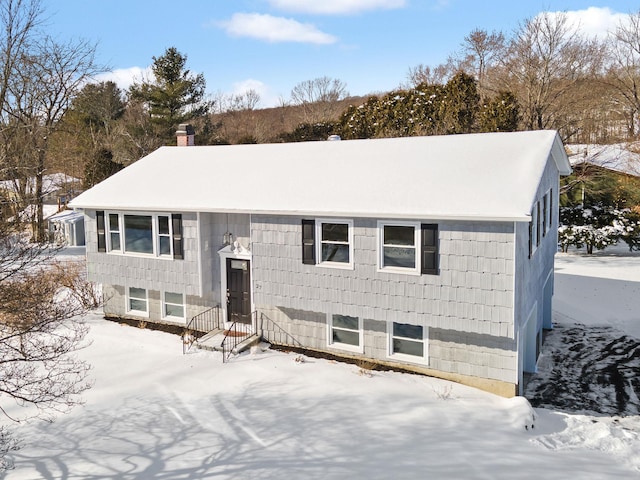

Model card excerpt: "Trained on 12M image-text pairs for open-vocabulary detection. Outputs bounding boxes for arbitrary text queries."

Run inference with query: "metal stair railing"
[221,311,258,363]
[182,305,221,354]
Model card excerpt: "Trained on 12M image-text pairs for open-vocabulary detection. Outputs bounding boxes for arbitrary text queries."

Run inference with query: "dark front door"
[226,258,251,323]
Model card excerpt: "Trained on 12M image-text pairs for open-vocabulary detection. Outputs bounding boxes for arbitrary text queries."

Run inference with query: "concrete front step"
[195,330,261,355]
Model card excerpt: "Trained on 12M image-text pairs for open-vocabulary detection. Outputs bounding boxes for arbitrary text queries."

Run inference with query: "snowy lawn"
[3,247,640,479]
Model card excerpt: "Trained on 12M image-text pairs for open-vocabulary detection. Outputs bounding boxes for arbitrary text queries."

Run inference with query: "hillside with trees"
[4,7,640,235]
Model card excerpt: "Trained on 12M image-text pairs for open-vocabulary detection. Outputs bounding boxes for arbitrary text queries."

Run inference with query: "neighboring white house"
[566,143,640,177]
[70,130,571,397]
[47,209,85,246]
[0,173,81,205]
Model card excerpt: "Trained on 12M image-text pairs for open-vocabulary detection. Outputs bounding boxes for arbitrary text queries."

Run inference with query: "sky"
[43,0,638,108]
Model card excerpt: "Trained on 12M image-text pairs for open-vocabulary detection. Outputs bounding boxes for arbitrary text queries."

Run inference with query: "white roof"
[0,173,80,195]
[70,130,570,221]
[48,209,85,223]
[566,143,640,177]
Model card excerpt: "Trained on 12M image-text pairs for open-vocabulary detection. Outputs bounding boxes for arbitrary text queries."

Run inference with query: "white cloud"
[232,79,281,108]
[542,7,628,39]
[219,13,337,44]
[93,66,152,91]
[267,0,405,15]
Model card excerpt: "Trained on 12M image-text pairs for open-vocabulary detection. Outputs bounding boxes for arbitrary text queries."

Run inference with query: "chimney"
[176,124,195,146]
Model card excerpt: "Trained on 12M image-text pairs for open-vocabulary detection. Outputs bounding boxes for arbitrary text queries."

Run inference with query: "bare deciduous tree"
[0,219,98,469]
[605,9,640,138]
[0,0,100,470]
[290,76,348,123]
[497,12,605,136]
[406,63,451,87]
[0,18,100,241]
[459,29,505,93]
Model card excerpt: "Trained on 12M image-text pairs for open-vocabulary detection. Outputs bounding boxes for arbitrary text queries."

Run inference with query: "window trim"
[529,205,538,258]
[156,215,173,257]
[327,313,363,353]
[162,290,185,321]
[315,218,354,270]
[387,321,428,364]
[127,286,149,317]
[107,213,121,253]
[377,220,421,275]
[536,201,541,246]
[99,211,183,259]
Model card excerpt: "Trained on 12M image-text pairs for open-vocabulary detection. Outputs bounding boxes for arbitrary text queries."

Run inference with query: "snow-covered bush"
[559,205,640,253]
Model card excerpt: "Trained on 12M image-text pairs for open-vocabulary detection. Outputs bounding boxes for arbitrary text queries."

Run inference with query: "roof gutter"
[71,205,532,223]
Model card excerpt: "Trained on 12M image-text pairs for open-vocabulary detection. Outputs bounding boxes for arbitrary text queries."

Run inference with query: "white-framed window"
[162,291,185,320]
[301,218,354,269]
[124,214,154,254]
[316,219,354,268]
[388,321,428,363]
[127,286,148,316]
[108,213,121,252]
[327,313,363,353]
[100,211,183,259]
[529,205,538,257]
[378,221,421,274]
[157,215,172,256]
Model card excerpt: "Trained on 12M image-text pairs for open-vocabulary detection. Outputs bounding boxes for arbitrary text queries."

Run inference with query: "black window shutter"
[549,188,553,227]
[302,219,316,265]
[543,196,547,236]
[421,223,438,275]
[528,216,533,259]
[536,201,541,246]
[96,210,106,252]
[172,214,184,260]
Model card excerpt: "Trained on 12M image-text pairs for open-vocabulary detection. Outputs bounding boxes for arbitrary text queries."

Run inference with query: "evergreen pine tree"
[129,47,210,144]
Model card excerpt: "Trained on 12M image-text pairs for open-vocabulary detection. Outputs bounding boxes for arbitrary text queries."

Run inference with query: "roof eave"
[551,132,572,176]
[70,204,530,222]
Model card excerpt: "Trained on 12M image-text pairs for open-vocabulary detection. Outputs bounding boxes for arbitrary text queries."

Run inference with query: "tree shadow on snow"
[525,321,640,417]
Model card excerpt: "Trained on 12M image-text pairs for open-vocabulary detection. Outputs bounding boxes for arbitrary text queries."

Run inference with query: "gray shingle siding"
[85,210,202,296]
[252,215,515,339]
[198,212,251,306]
[252,215,519,385]
[514,154,560,343]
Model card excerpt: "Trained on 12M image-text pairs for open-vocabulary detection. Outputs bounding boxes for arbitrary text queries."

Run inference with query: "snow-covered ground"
[3,247,640,479]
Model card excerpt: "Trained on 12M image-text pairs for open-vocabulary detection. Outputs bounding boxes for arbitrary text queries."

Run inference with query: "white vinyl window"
[124,214,154,254]
[103,212,179,258]
[108,213,121,252]
[536,201,542,245]
[158,215,172,256]
[128,287,148,315]
[316,219,354,269]
[327,314,363,352]
[378,221,421,274]
[388,322,427,363]
[163,291,185,320]
[530,206,538,257]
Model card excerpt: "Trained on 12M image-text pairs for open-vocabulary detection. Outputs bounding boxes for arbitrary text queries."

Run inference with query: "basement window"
[128,287,148,316]
[388,322,428,363]
[327,314,363,353]
[163,291,185,320]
